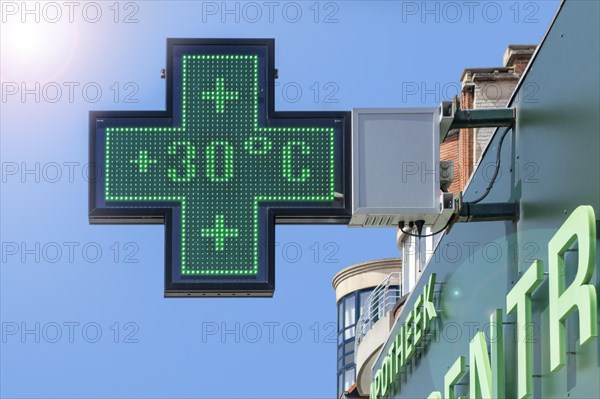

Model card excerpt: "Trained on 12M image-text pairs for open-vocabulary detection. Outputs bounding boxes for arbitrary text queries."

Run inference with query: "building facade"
[441,45,536,195]
[332,258,402,398]
[347,32,538,399]
[372,1,600,398]
[400,46,536,297]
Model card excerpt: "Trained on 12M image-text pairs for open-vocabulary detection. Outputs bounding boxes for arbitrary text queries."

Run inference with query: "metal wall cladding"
[372,1,600,398]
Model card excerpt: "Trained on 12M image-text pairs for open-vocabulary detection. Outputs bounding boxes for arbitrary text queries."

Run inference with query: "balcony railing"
[355,272,402,352]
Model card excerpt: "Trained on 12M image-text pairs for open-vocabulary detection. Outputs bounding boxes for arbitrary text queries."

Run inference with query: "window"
[401,226,443,295]
[336,288,373,398]
[338,301,344,332]
[343,367,355,392]
[344,353,353,366]
[359,290,372,312]
[344,296,355,327]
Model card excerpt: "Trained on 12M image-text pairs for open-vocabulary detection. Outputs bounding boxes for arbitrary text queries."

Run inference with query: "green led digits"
[104,54,335,276]
[168,141,196,182]
[283,141,311,182]
[206,141,234,182]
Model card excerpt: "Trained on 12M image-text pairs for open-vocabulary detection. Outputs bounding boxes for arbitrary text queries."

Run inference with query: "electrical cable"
[398,219,452,238]
[468,126,513,204]
[398,126,513,237]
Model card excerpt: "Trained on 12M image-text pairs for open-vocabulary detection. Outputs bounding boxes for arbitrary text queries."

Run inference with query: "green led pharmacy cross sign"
[89,39,351,297]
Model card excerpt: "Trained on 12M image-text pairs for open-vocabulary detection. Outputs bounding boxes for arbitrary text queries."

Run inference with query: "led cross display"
[89,39,350,297]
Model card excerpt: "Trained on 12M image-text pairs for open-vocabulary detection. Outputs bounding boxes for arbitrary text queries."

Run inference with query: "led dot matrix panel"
[89,39,351,297]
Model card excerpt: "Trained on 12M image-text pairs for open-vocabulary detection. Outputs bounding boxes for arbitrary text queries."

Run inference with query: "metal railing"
[355,272,402,352]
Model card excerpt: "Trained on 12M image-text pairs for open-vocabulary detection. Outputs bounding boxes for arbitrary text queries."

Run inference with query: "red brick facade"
[439,45,534,195]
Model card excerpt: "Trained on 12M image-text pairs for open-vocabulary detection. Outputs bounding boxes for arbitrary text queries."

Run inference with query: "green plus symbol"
[202,214,239,251]
[130,150,157,173]
[202,77,239,113]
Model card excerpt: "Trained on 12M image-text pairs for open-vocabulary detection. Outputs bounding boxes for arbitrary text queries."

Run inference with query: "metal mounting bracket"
[439,100,516,142]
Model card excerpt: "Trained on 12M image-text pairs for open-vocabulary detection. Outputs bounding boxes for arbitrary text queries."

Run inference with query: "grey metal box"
[350,108,441,227]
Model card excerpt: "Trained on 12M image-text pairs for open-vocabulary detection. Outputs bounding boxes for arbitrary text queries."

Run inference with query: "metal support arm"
[439,100,516,142]
[456,202,519,223]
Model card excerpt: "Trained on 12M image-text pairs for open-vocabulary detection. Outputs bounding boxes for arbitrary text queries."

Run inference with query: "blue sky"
[1,1,559,398]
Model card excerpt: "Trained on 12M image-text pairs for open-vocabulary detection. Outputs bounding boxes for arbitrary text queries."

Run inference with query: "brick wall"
[458,85,474,191]
[449,45,536,192]
[440,134,460,194]
[439,84,475,195]
[512,55,531,75]
[473,78,517,163]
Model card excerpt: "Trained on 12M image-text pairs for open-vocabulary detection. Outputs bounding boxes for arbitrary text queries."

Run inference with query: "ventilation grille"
[363,215,396,226]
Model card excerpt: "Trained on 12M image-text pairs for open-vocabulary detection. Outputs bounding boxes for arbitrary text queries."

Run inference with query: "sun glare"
[1,18,78,82]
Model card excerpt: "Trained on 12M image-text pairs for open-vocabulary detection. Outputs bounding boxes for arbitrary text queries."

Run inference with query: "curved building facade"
[332,258,402,398]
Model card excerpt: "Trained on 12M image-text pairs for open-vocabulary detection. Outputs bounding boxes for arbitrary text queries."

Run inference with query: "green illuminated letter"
[168,141,196,182]
[413,293,424,348]
[428,392,442,399]
[283,141,311,182]
[444,356,466,399]
[371,368,382,399]
[381,355,393,396]
[404,309,415,362]
[206,141,234,182]
[386,344,397,391]
[506,260,544,399]
[548,205,597,371]
[468,311,505,399]
[490,309,505,399]
[469,332,493,398]
[395,325,406,372]
[423,273,438,331]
